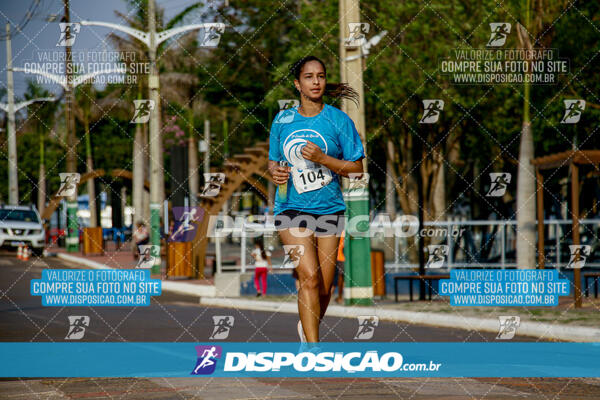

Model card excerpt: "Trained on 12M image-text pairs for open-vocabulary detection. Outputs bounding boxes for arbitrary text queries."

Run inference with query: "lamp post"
[81,5,225,272]
[12,66,125,252]
[339,0,386,305]
[0,96,56,205]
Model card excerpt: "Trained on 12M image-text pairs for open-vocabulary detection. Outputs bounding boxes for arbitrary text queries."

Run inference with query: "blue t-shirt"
[268,104,365,215]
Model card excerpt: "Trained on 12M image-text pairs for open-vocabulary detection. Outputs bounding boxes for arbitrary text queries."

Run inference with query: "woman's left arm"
[301,141,363,177]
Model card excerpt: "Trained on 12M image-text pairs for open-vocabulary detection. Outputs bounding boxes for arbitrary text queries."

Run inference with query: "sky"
[0,0,204,99]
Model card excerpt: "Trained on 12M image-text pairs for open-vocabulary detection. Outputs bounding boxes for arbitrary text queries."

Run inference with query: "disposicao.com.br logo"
[207,349,441,375]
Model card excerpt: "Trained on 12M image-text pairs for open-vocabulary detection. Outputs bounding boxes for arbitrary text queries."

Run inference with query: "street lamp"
[12,66,125,252]
[1,96,56,205]
[0,97,56,113]
[343,30,388,62]
[81,7,225,271]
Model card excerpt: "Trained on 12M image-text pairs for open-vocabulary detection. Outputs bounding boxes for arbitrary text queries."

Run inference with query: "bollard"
[343,183,373,306]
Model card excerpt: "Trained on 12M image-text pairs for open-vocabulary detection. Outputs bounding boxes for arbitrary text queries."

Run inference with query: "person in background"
[251,238,272,297]
[332,230,345,304]
[132,221,150,259]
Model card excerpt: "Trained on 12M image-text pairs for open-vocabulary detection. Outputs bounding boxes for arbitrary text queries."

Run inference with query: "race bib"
[291,164,332,193]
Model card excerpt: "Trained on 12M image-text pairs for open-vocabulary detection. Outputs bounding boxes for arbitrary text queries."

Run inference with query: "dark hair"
[289,55,359,106]
[254,238,266,259]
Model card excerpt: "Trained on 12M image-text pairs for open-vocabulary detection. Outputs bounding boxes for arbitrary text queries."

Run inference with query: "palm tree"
[513,0,535,268]
[514,0,563,268]
[23,81,59,215]
[160,30,209,206]
[107,6,152,225]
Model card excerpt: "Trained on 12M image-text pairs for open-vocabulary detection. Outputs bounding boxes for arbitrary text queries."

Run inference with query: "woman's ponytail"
[325,83,359,106]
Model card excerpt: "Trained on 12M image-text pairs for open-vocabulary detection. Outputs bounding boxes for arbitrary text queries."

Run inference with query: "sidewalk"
[200,296,600,342]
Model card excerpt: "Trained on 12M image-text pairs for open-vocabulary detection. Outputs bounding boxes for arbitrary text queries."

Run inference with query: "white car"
[0,205,45,255]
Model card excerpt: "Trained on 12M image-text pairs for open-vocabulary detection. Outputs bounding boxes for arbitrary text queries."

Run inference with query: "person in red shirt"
[251,239,272,297]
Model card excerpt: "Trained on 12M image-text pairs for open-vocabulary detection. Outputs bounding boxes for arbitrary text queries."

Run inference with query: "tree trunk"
[431,153,446,246]
[157,100,165,206]
[142,122,151,224]
[516,19,536,269]
[384,140,397,261]
[385,140,397,220]
[516,121,536,268]
[84,113,97,228]
[188,110,198,207]
[391,133,419,264]
[37,130,46,214]
[132,122,144,225]
[121,186,127,226]
[432,154,445,222]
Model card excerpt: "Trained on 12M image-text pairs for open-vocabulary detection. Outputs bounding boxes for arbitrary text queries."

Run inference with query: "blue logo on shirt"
[282,129,328,169]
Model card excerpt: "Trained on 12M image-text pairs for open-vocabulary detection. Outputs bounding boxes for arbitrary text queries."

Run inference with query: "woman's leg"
[260,268,268,295]
[254,270,261,294]
[278,227,320,342]
[336,262,345,302]
[316,235,340,321]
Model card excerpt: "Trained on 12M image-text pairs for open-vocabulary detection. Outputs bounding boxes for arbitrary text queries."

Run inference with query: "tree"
[23,82,60,214]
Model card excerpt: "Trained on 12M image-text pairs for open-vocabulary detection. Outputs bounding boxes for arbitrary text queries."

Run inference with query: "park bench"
[394,274,450,302]
[584,272,600,298]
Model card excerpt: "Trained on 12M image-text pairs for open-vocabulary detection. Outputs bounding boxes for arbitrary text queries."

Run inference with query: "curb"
[54,253,216,298]
[200,297,600,342]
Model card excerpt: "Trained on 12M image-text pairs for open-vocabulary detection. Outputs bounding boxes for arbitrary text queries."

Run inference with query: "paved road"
[1,251,599,399]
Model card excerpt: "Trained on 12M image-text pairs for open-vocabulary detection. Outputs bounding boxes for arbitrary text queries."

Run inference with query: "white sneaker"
[297,320,307,343]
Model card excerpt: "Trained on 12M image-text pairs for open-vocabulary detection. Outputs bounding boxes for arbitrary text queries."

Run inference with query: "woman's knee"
[298,273,320,291]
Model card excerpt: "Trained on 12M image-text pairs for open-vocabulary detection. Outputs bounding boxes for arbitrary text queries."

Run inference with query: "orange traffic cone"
[22,246,30,261]
[17,245,23,260]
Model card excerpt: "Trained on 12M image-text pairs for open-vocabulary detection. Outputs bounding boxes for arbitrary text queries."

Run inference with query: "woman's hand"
[269,161,290,185]
[301,141,325,164]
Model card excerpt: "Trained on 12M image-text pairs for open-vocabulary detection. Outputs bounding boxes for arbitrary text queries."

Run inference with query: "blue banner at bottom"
[1,342,598,377]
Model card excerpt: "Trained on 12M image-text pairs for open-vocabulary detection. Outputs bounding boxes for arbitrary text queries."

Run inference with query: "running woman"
[268,55,365,345]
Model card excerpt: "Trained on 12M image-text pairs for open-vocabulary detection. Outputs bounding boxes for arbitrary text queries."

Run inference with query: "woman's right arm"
[268,160,291,185]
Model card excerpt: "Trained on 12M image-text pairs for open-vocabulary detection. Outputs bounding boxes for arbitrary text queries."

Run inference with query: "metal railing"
[212,218,600,273]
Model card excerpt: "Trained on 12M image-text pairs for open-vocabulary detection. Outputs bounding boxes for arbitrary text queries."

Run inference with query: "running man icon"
[354,316,379,340]
[136,245,159,268]
[566,245,591,269]
[275,99,299,124]
[419,100,444,124]
[486,172,511,197]
[131,100,155,124]
[561,100,586,124]
[487,23,511,47]
[170,207,203,242]
[200,173,225,197]
[497,316,520,339]
[200,25,225,48]
[191,345,222,375]
[282,245,305,268]
[425,245,448,269]
[345,22,370,47]
[57,23,80,46]
[65,316,90,340]
[209,316,235,340]
[57,173,80,197]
